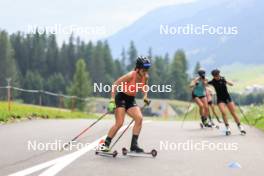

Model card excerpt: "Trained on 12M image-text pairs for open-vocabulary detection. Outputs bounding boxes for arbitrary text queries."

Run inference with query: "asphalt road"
[0,118,264,176]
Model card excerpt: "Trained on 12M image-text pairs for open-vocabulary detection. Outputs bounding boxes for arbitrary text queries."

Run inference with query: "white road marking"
[8,121,151,176]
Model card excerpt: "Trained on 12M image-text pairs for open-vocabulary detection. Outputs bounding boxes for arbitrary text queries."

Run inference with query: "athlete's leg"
[127,106,144,152]
[218,103,228,125]
[194,98,204,117]
[105,107,126,147]
[200,97,209,117]
[127,106,143,135]
[226,102,240,124]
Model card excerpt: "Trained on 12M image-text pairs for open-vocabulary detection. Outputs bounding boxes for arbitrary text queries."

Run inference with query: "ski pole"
[181,101,192,128]
[236,103,250,125]
[61,111,109,151]
[230,94,250,125]
[109,101,151,151]
[109,119,134,151]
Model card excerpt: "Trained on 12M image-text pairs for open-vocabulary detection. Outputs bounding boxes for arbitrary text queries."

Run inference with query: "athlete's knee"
[198,104,204,109]
[134,116,143,126]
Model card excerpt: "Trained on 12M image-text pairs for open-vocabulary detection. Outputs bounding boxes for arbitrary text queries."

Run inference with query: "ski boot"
[130,134,144,153]
[238,125,246,136]
[95,139,118,157]
[130,145,144,153]
[201,116,212,128]
[225,126,231,136]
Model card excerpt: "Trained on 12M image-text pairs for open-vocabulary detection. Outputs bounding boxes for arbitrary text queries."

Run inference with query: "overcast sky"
[0,0,196,41]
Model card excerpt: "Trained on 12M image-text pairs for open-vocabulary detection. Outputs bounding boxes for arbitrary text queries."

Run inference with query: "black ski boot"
[130,145,144,153]
[201,116,212,128]
[100,137,112,152]
[130,135,144,153]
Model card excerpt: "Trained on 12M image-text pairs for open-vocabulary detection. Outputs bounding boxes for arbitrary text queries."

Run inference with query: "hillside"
[108,0,264,69]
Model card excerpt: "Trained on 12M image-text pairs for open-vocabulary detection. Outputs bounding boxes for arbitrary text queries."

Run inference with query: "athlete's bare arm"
[143,74,149,100]
[190,77,199,88]
[226,80,234,86]
[111,72,132,99]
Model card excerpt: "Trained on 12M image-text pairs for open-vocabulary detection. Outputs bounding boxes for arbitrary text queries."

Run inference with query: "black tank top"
[208,77,230,99]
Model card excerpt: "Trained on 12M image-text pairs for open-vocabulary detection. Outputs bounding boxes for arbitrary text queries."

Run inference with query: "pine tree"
[127,41,138,71]
[22,71,43,104]
[46,34,59,77]
[193,61,201,78]
[0,30,19,98]
[169,50,190,100]
[67,59,92,110]
[121,47,126,72]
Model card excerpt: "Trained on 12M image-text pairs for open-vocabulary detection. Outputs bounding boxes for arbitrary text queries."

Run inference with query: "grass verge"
[0,101,97,123]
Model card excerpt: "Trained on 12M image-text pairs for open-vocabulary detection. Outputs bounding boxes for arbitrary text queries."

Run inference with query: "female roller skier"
[208,69,246,135]
[102,56,151,153]
[190,68,211,127]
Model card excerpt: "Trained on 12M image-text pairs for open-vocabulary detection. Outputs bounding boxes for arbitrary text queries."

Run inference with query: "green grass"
[0,101,97,122]
[243,105,264,131]
[220,63,264,93]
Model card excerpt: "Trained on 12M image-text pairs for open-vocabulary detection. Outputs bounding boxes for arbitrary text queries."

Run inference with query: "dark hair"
[211,69,220,76]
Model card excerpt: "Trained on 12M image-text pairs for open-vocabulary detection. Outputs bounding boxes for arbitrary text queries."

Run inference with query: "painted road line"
[9,121,151,176]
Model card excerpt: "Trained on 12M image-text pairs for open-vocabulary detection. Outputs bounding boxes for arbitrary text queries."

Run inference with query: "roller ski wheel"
[122,147,128,156]
[240,130,246,136]
[200,123,213,129]
[211,123,219,129]
[225,130,231,136]
[151,149,158,157]
[238,126,246,136]
[95,150,118,158]
[122,147,157,158]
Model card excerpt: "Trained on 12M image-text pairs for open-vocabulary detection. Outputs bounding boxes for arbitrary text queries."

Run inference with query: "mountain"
[107,0,264,69]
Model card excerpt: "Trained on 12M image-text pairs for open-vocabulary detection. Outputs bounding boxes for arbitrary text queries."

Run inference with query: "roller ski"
[210,123,220,129]
[225,126,231,136]
[200,116,212,128]
[122,147,157,158]
[238,125,246,136]
[95,139,118,158]
[122,134,157,158]
[208,117,219,129]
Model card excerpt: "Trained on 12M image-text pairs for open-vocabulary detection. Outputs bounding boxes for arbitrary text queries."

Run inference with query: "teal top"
[193,80,205,97]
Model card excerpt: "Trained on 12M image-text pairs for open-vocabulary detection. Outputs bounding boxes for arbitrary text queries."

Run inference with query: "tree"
[0,30,19,98]
[45,34,59,77]
[121,47,127,72]
[90,41,106,89]
[148,47,153,58]
[22,71,43,104]
[45,73,66,106]
[67,59,92,110]
[193,61,201,78]
[168,50,190,100]
[102,41,115,84]
[127,41,138,71]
